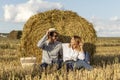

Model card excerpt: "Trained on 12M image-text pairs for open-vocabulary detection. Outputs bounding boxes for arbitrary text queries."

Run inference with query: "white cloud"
[89,16,120,37]
[110,16,120,21]
[0,18,4,21]
[3,0,63,22]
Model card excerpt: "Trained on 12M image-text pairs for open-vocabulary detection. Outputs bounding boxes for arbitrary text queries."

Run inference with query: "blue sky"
[0,0,120,37]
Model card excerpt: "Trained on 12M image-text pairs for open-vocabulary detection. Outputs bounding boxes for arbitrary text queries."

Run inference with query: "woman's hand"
[79,42,83,48]
[79,42,84,52]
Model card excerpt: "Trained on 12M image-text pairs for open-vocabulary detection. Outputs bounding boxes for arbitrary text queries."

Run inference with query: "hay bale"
[8,30,22,39]
[20,10,97,62]
[20,57,36,69]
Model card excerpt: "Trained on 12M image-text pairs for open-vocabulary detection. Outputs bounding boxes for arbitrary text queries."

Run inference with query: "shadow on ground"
[92,54,120,67]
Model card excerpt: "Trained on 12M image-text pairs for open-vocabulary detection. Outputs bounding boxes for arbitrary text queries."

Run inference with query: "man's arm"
[58,46,63,59]
[48,43,62,56]
[37,34,47,49]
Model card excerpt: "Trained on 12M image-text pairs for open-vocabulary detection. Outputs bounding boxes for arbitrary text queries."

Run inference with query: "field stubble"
[0,37,120,80]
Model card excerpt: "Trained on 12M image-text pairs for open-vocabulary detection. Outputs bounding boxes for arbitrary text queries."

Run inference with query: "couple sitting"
[37,28,93,71]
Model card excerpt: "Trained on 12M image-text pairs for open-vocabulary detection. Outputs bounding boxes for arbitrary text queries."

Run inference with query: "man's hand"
[46,30,49,36]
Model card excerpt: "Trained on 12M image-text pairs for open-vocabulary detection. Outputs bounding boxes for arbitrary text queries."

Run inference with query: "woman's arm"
[78,52,85,60]
[79,42,84,52]
[71,52,79,61]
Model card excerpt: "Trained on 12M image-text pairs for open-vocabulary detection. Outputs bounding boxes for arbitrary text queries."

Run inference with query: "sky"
[0,0,120,37]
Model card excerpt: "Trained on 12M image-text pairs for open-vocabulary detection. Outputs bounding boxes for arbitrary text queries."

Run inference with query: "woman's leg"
[75,60,93,71]
[84,52,90,64]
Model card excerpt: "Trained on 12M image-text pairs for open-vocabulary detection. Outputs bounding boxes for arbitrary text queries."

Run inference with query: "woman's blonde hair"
[69,35,82,51]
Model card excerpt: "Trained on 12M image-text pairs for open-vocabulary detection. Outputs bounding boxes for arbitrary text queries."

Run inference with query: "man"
[37,28,63,70]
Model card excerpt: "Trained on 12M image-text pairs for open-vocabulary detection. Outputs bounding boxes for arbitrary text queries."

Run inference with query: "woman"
[62,36,93,71]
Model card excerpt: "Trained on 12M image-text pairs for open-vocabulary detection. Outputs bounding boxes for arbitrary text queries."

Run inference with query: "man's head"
[48,28,58,42]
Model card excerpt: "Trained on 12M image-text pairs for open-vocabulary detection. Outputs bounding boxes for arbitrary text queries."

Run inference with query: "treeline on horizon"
[0,30,120,40]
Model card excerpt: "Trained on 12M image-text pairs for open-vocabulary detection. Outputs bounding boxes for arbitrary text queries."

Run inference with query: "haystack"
[8,30,22,39]
[20,10,97,62]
